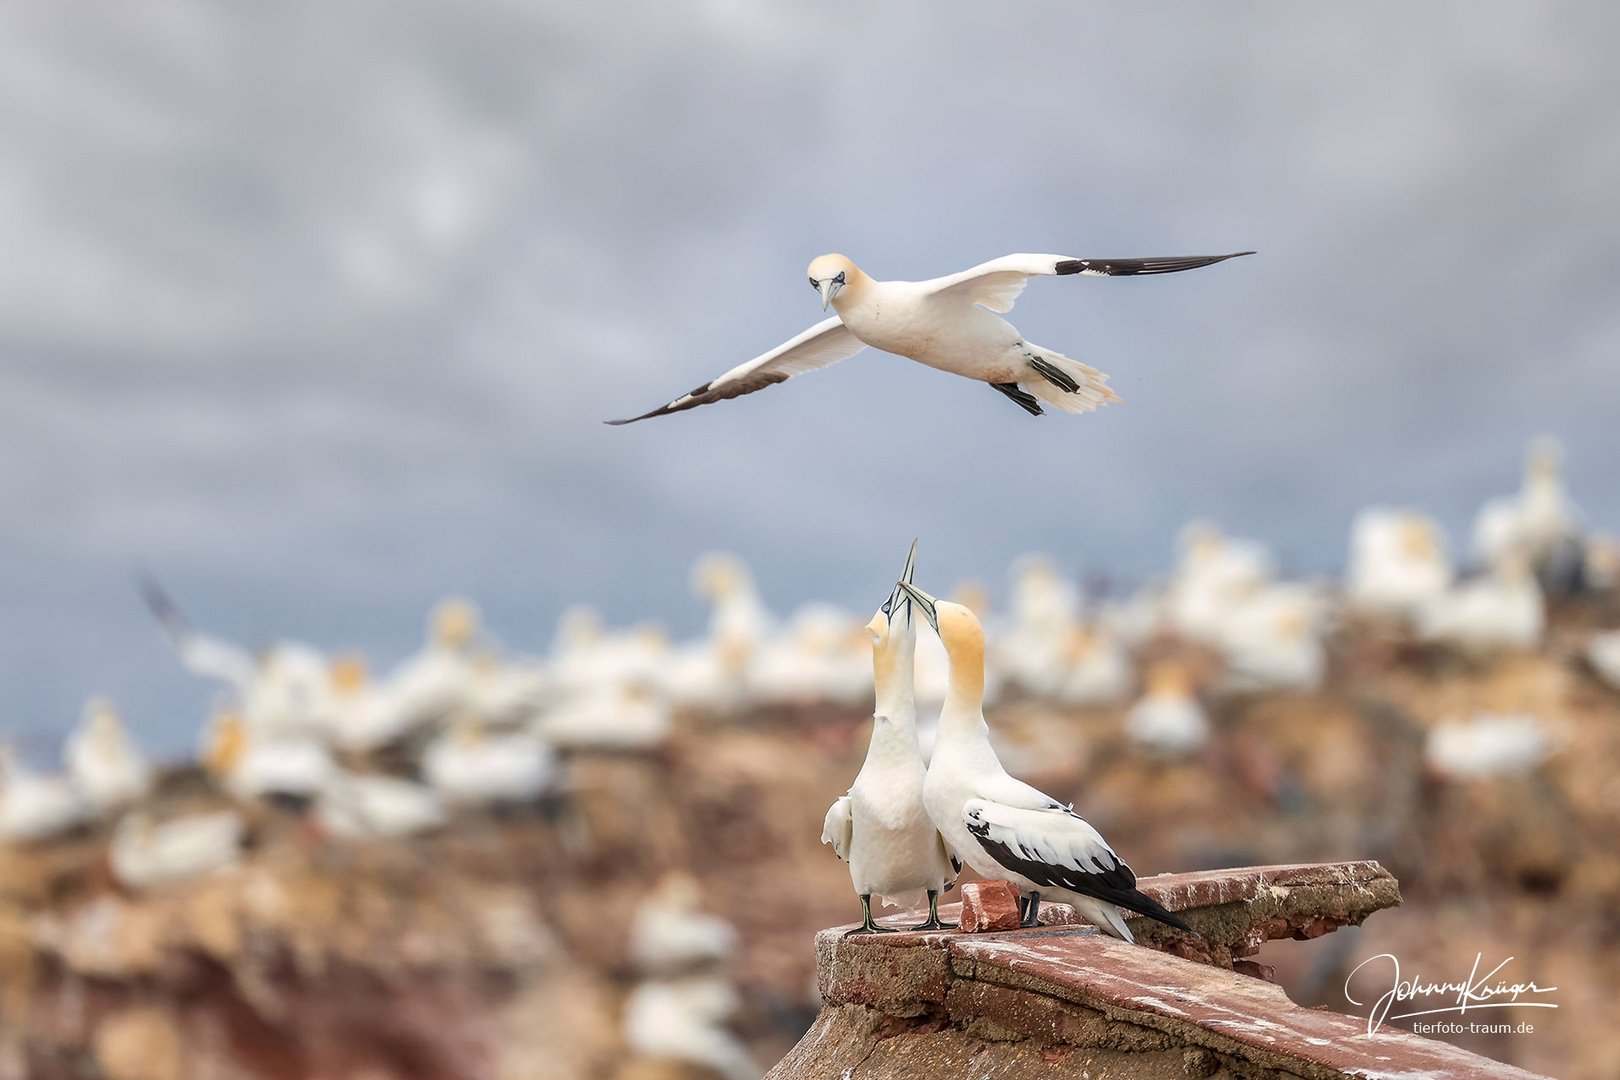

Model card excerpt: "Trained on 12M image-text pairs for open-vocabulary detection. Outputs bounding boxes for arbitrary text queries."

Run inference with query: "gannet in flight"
[898,580,1193,941]
[609,250,1252,423]
[822,542,959,934]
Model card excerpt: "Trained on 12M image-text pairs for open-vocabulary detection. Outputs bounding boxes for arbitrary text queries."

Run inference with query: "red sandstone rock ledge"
[769,863,1547,1080]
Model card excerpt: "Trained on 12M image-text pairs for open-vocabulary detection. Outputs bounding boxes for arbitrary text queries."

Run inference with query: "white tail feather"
[1023,347,1121,414]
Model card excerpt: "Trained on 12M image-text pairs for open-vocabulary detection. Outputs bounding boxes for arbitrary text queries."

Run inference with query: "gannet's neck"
[939,627,988,741]
[872,628,917,722]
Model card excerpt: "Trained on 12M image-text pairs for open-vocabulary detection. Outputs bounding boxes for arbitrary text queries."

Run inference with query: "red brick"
[959,881,1022,933]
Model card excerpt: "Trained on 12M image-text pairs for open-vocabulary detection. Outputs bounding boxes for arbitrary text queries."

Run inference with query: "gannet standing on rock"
[821,543,959,934]
[65,697,153,814]
[899,581,1193,942]
[609,250,1251,422]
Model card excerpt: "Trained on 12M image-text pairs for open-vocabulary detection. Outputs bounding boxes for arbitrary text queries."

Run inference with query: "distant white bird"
[387,597,482,728]
[315,771,446,840]
[319,654,415,753]
[821,544,958,933]
[64,697,152,814]
[0,745,90,843]
[140,580,329,738]
[1051,626,1135,706]
[1425,714,1556,780]
[225,733,333,806]
[1218,583,1328,692]
[1472,437,1582,575]
[533,684,672,752]
[1419,555,1544,654]
[1586,630,1620,692]
[900,582,1192,942]
[609,250,1251,423]
[422,717,556,807]
[997,555,1085,695]
[753,604,870,707]
[623,975,757,1080]
[1346,508,1454,618]
[109,810,244,890]
[1125,663,1209,758]
[1165,522,1275,645]
[628,872,738,977]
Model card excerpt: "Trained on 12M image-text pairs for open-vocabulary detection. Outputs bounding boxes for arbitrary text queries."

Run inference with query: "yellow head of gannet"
[83,696,123,740]
[432,597,479,650]
[328,653,369,696]
[897,581,986,701]
[1144,661,1191,697]
[806,254,868,310]
[203,708,247,777]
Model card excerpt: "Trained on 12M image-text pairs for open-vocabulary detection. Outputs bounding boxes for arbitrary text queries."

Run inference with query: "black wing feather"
[966,813,1194,934]
[1054,252,1254,277]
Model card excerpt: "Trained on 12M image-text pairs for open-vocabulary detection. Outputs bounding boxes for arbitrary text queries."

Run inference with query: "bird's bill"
[896,580,939,632]
[818,278,842,309]
[879,539,920,626]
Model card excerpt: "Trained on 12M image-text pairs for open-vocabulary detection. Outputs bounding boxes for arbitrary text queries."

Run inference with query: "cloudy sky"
[3,2,1618,755]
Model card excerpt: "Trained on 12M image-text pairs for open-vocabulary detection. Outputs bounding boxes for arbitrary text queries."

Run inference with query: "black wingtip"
[1124,893,1197,936]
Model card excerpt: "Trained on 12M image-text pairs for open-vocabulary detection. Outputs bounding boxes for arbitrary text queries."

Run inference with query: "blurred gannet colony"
[0,435,1617,1078]
[0,438,1613,853]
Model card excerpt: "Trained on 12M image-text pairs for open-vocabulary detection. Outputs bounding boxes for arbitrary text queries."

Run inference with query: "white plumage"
[610,251,1249,423]
[64,698,152,814]
[422,718,556,807]
[1419,557,1544,654]
[628,873,738,977]
[1126,663,1210,758]
[1346,508,1454,618]
[821,546,958,928]
[0,746,90,843]
[902,584,1192,943]
[315,771,447,839]
[109,810,244,890]
[1425,714,1557,780]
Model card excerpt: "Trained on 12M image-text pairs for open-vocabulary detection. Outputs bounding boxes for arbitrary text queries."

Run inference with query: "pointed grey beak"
[818,278,837,310]
[896,580,938,632]
[880,539,919,626]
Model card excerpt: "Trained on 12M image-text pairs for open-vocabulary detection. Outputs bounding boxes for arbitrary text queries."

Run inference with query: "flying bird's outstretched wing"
[138,578,257,690]
[925,251,1255,313]
[820,794,854,861]
[962,798,1193,933]
[607,317,866,424]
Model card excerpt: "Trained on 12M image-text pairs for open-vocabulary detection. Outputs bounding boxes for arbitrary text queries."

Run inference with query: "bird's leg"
[844,894,897,937]
[909,890,958,931]
[1020,892,1042,928]
[990,382,1044,416]
[1025,353,1079,394]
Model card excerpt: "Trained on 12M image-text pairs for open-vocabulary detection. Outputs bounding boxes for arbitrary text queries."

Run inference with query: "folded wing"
[607,318,867,424]
[925,251,1255,313]
[962,799,1193,933]
[821,794,853,861]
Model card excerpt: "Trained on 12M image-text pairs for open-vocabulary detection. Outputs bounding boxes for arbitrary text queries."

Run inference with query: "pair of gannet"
[825,544,1192,941]
[610,250,1251,423]
[1346,508,1454,619]
[64,698,153,814]
[821,544,959,933]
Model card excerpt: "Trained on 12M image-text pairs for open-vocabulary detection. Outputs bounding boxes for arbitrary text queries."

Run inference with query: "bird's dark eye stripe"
[833,271,845,284]
[808,276,818,288]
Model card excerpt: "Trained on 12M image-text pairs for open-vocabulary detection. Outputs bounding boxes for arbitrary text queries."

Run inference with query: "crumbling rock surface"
[776,897,1551,1080]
